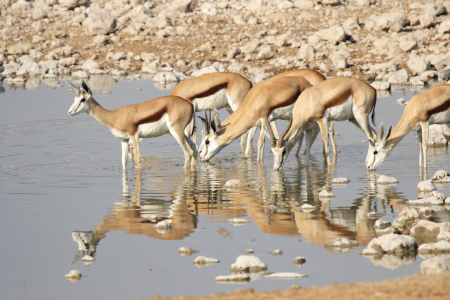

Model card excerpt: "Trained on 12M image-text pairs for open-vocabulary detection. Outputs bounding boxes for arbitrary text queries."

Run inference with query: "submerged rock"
[228,218,251,225]
[64,270,81,281]
[223,179,249,190]
[366,253,416,270]
[268,249,283,256]
[230,255,267,273]
[408,196,444,206]
[432,170,450,181]
[300,203,316,212]
[375,220,392,230]
[318,190,335,198]
[420,257,450,274]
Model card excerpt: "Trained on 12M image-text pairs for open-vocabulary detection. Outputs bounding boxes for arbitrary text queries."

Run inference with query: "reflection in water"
[70,153,429,271]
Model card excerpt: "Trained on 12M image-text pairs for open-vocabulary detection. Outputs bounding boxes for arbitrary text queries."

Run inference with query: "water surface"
[1,77,449,300]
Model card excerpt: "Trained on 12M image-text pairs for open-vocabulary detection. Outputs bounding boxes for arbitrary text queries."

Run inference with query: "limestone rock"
[417,180,436,192]
[256,45,275,60]
[215,274,250,282]
[388,69,409,85]
[428,125,450,145]
[371,81,391,91]
[375,220,392,230]
[319,190,334,198]
[391,207,420,234]
[191,65,219,77]
[82,9,116,36]
[264,272,307,279]
[366,233,417,254]
[315,26,346,44]
[177,247,199,256]
[230,255,267,272]
[407,56,430,76]
[331,177,350,184]
[323,237,358,248]
[193,256,219,265]
[169,0,198,13]
[418,240,450,254]
[153,72,180,84]
[410,220,449,237]
[223,179,249,190]
[297,43,316,61]
[432,170,450,181]
[59,0,86,10]
[81,59,100,71]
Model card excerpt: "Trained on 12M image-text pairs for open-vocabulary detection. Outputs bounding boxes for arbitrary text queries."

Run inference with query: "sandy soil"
[138,272,450,300]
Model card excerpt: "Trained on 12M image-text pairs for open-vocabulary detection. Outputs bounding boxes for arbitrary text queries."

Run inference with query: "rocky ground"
[2,0,450,87]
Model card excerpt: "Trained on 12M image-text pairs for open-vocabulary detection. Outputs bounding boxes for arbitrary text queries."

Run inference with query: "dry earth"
[137,272,450,300]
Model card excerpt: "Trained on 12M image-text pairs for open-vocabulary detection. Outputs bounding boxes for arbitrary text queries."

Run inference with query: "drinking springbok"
[367,84,450,170]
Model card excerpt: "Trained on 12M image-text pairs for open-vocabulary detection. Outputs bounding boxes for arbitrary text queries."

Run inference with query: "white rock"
[154,219,172,228]
[388,69,409,85]
[64,270,81,279]
[59,0,86,10]
[420,257,450,274]
[437,231,450,242]
[230,255,267,272]
[331,177,350,184]
[319,190,334,198]
[177,247,199,256]
[410,220,449,237]
[418,240,450,254]
[428,125,450,145]
[417,180,436,192]
[439,21,450,34]
[223,179,247,190]
[370,81,391,91]
[408,196,444,206]
[391,207,420,234]
[293,257,306,265]
[81,59,100,71]
[377,175,398,184]
[432,170,450,181]
[407,56,429,75]
[366,233,417,254]
[215,274,250,282]
[360,247,379,255]
[420,12,436,29]
[82,9,116,36]
[264,272,307,279]
[81,255,94,261]
[256,45,275,60]
[375,220,391,229]
[315,26,346,44]
[297,43,316,61]
[201,2,217,16]
[191,65,218,77]
[193,256,219,265]
[169,0,198,12]
[227,63,246,74]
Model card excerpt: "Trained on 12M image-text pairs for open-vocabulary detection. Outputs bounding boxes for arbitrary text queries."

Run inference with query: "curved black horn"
[277,115,293,148]
[265,113,276,148]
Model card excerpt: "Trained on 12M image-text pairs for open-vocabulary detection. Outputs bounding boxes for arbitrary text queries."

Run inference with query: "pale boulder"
[82,9,116,36]
[421,257,450,274]
[391,207,420,234]
[366,234,417,254]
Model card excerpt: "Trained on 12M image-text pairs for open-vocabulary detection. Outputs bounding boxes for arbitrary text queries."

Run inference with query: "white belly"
[137,113,170,138]
[193,88,228,111]
[271,103,295,120]
[429,108,450,125]
[110,128,130,140]
[326,96,354,121]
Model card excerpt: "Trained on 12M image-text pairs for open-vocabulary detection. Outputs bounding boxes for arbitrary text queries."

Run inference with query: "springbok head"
[267,113,293,171]
[67,80,93,116]
[197,109,227,162]
[366,123,392,170]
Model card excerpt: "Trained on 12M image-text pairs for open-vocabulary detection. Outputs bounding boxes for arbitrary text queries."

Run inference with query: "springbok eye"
[205,139,210,145]
[80,98,85,102]
[282,149,286,155]
[374,150,378,155]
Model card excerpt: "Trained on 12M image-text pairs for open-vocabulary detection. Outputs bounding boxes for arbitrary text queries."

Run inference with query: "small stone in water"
[177,247,199,256]
[268,249,283,256]
[193,256,220,265]
[319,190,334,198]
[264,272,307,279]
[65,270,81,279]
[293,257,306,265]
[331,177,350,184]
[377,175,399,184]
[217,227,232,238]
[215,274,250,282]
[230,255,267,272]
[228,218,251,225]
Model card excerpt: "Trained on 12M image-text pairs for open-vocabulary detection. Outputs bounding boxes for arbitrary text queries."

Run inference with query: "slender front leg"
[317,118,330,165]
[130,135,141,169]
[257,127,265,161]
[121,139,129,171]
[329,122,337,157]
[416,128,423,167]
[245,126,257,156]
[421,121,429,169]
[305,129,313,164]
[294,131,305,157]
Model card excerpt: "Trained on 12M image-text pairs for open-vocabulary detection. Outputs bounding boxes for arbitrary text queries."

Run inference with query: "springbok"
[242,69,336,156]
[66,80,197,170]
[367,84,450,170]
[269,77,377,170]
[198,75,312,162]
[170,72,252,145]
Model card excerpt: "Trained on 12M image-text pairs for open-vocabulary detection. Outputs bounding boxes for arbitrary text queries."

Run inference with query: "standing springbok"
[367,84,450,170]
[170,72,252,145]
[242,69,335,156]
[269,77,377,170]
[66,80,197,170]
[198,76,313,162]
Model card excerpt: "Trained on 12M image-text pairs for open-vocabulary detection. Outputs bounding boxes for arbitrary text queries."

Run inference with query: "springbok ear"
[81,81,92,96]
[384,125,392,141]
[210,108,221,137]
[198,116,208,134]
[65,79,79,93]
[376,123,385,142]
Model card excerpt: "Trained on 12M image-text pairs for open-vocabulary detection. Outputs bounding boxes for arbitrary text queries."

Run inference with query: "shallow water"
[1,77,450,300]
